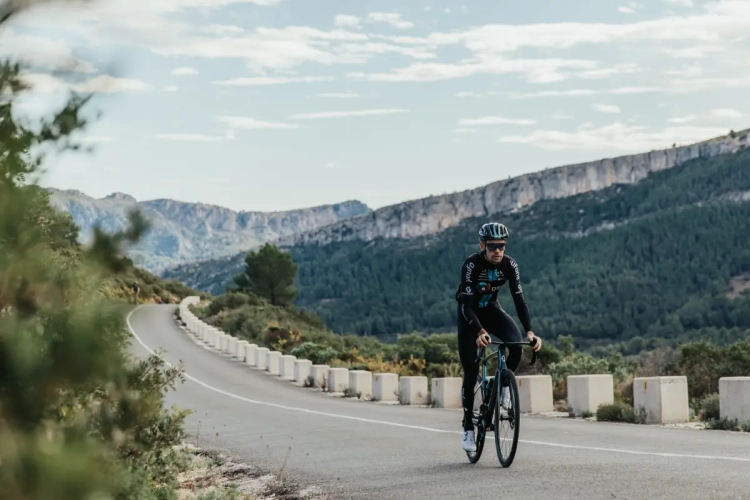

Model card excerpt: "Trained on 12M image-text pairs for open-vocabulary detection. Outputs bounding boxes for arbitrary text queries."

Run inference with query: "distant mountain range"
[47,189,370,271]
[162,128,750,295]
[165,128,750,351]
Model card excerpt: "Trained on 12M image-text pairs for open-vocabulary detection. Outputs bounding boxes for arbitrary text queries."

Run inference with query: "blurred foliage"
[0,8,203,497]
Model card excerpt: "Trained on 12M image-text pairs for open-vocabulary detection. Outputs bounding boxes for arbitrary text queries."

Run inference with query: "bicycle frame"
[474,339,538,427]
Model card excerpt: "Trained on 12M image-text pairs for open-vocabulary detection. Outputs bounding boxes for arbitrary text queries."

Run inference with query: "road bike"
[465,337,538,467]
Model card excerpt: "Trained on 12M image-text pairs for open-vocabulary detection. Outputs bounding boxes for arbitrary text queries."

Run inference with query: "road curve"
[128,304,750,500]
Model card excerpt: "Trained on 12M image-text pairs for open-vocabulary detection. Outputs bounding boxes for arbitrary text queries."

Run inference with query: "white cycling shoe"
[462,430,477,452]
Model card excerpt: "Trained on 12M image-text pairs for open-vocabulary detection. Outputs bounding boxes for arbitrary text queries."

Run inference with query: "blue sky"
[5,0,750,211]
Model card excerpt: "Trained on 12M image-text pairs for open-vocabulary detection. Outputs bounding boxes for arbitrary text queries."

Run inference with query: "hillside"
[171,145,750,351]
[287,146,750,351]
[164,128,750,293]
[48,188,370,272]
[278,128,750,246]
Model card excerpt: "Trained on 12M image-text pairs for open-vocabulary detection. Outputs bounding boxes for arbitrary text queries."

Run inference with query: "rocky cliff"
[48,189,370,271]
[279,128,750,246]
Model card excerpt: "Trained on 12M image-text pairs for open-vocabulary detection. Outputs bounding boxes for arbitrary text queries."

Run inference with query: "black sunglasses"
[486,242,506,252]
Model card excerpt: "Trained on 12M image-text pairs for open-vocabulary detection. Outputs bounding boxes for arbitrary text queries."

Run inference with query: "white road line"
[127,306,750,463]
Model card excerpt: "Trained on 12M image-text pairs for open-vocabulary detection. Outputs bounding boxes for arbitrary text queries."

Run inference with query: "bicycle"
[465,337,538,467]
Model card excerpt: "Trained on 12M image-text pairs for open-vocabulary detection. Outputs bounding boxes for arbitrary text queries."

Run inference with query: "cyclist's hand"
[527,331,542,351]
[476,330,491,348]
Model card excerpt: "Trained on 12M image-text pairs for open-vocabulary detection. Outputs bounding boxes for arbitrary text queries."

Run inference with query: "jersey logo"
[465,262,474,283]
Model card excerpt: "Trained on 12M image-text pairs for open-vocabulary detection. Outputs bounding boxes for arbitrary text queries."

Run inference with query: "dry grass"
[174,444,333,500]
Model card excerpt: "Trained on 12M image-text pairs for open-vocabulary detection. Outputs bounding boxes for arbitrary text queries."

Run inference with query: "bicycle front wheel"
[466,379,488,463]
[494,368,520,468]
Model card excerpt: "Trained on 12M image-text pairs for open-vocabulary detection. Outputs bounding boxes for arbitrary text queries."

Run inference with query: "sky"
[5,0,750,212]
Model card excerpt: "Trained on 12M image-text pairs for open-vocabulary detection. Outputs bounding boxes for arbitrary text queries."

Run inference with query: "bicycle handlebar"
[474,339,539,366]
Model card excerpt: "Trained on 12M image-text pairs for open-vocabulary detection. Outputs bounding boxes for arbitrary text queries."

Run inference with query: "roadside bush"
[596,402,638,423]
[697,393,721,421]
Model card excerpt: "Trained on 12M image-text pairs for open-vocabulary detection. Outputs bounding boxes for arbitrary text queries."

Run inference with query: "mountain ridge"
[278,128,750,247]
[47,188,370,272]
[161,128,750,295]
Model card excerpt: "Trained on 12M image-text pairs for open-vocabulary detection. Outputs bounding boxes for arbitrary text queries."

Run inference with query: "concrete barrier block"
[227,337,237,356]
[295,359,312,386]
[245,344,257,366]
[279,355,296,380]
[328,368,349,393]
[719,377,750,422]
[237,340,249,361]
[221,334,231,353]
[310,365,329,388]
[633,376,689,424]
[206,327,217,346]
[212,329,222,350]
[255,347,269,369]
[373,373,399,402]
[349,370,372,399]
[399,376,429,405]
[267,351,281,375]
[431,377,462,408]
[517,375,554,414]
[567,374,614,416]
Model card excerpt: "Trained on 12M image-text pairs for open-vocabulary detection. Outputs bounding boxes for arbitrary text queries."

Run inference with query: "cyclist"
[455,222,542,452]
[130,281,140,304]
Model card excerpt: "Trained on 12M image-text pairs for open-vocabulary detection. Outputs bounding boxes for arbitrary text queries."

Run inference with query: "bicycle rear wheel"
[494,368,520,467]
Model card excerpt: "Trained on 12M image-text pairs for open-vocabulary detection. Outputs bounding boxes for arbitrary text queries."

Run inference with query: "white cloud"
[21,73,150,93]
[458,116,536,126]
[317,92,360,98]
[334,15,360,28]
[668,115,696,123]
[216,116,298,129]
[453,128,478,134]
[163,85,179,91]
[336,41,435,61]
[290,109,409,120]
[498,122,729,152]
[619,7,636,14]
[154,132,234,142]
[664,64,702,77]
[664,0,693,6]
[212,76,334,86]
[712,108,744,118]
[0,31,96,73]
[511,75,750,99]
[577,63,640,79]
[661,46,722,58]
[509,88,599,99]
[367,12,414,29]
[348,58,598,83]
[75,75,150,93]
[171,66,199,75]
[456,91,482,97]
[346,2,750,84]
[593,104,621,114]
[199,24,244,36]
[552,113,569,120]
[80,135,116,143]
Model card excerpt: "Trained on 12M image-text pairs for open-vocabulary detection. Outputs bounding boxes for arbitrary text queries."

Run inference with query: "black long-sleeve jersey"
[455,252,532,336]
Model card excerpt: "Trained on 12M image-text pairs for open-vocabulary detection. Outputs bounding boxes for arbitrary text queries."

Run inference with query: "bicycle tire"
[494,368,520,468]
[466,380,489,463]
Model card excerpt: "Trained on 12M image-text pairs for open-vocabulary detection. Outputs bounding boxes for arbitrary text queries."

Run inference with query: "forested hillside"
[289,147,750,351]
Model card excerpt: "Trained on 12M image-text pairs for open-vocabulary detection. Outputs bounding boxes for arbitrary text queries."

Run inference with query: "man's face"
[480,238,506,263]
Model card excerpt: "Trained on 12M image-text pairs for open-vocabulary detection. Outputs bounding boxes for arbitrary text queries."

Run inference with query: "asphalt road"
[128,304,750,500]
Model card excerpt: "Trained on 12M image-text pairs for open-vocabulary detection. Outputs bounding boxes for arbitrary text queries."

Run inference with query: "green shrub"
[697,393,721,421]
[705,417,739,431]
[596,402,638,423]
